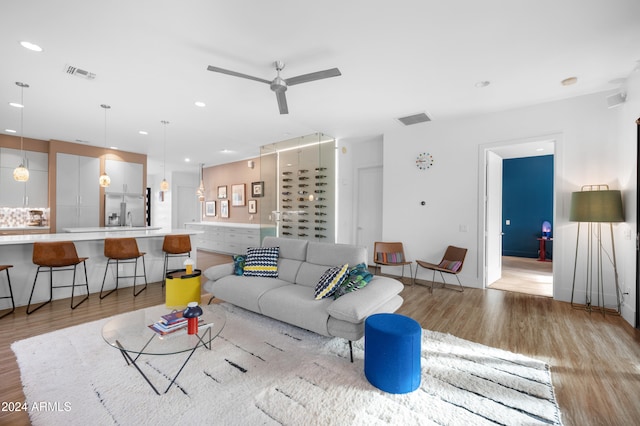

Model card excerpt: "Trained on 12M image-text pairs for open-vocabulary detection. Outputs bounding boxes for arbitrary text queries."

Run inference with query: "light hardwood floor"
[489,256,553,297]
[1,250,639,425]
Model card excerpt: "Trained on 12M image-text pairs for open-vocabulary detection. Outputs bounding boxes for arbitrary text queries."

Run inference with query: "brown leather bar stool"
[0,265,15,319]
[162,234,192,287]
[100,237,147,299]
[27,241,89,315]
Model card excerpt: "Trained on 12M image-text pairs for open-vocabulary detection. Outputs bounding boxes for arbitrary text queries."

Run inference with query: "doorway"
[355,165,383,265]
[481,137,556,296]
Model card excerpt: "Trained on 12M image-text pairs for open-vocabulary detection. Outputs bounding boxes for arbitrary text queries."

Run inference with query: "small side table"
[364,313,421,394]
[537,237,553,262]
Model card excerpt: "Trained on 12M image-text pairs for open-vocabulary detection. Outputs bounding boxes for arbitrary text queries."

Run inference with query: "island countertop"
[62,226,162,233]
[0,228,201,246]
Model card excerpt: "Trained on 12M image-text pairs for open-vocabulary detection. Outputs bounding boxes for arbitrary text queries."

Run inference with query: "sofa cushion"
[327,277,404,323]
[263,236,308,261]
[258,285,332,336]
[211,275,290,313]
[277,258,304,283]
[243,247,279,277]
[314,264,349,300]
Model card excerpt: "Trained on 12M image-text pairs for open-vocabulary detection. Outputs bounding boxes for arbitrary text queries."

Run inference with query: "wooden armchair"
[414,245,467,292]
[373,242,413,284]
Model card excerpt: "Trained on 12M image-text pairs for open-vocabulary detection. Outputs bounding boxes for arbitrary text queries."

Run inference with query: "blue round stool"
[364,313,421,394]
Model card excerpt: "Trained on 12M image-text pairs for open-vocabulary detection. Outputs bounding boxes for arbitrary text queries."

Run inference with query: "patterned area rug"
[12,304,562,425]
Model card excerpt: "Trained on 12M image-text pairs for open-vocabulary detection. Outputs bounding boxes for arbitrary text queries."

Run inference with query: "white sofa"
[203,236,404,358]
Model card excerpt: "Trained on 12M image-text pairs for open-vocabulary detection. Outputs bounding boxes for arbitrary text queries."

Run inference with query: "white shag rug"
[12,304,562,425]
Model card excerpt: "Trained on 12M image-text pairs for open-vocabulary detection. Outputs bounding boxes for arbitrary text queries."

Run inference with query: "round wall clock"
[416,152,434,170]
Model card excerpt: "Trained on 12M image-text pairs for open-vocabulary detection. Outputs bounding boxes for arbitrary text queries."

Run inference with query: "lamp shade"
[569,190,624,222]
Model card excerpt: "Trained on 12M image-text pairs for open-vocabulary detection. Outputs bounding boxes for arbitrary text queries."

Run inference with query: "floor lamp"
[570,185,624,315]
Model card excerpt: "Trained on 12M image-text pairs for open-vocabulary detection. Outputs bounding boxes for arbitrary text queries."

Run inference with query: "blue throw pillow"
[232,254,246,276]
[243,247,279,278]
[334,263,373,298]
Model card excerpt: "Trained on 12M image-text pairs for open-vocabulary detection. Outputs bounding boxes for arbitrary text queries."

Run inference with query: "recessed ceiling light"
[185,158,191,162]
[20,41,43,52]
[5,129,16,133]
[475,81,490,88]
[139,130,148,135]
[561,76,578,86]
[9,102,24,108]
[110,146,118,150]
[221,149,231,154]
[194,101,206,108]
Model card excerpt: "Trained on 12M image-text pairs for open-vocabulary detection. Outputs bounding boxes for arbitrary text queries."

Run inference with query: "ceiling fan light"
[99,172,111,187]
[13,164,29,182]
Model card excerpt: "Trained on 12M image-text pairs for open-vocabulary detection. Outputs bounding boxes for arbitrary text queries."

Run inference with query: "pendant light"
[13,82,30,182]
[196,162,205,201]
[160,120,170,192]
[98,104,111,187]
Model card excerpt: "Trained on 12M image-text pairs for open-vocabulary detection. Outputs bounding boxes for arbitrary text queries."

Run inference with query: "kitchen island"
[0,228,203,309]
[62,226,162,233]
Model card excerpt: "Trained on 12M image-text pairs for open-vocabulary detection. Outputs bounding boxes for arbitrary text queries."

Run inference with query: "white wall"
[382,89,638,326]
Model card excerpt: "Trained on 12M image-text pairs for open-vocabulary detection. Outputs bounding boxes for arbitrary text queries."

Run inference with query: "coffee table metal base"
[114,327,212,395]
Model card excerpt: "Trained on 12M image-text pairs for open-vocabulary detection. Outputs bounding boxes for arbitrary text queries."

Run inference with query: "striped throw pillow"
[438,259,462,272]
[314,264,349,300]
[243,247,279,277]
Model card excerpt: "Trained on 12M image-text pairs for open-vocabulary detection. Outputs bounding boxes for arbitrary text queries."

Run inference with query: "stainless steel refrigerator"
[105,193,145,227]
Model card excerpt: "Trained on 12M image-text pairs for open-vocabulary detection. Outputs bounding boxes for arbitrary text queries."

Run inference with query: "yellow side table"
[165,269,201,309]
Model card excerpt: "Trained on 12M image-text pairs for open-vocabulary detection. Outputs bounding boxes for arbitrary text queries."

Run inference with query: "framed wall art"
[205,201,216,217]
[231,183,246,206]
[248,199,257,214]
[220,200,229,218]
[217,185,227,199]
[251,181,264,198]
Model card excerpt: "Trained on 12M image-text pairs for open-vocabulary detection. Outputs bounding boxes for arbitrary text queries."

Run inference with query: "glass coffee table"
[102,304,226,395]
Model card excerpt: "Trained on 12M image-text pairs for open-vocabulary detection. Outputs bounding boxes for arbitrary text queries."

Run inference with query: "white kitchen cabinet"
[56,153,100,230]
[0,149,49,207]
[104,159,143,194]
[185,223,260,254]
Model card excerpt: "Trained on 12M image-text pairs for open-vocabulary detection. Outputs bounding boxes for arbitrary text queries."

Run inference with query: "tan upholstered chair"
[100,238,147,299]
[373,242,413,284]
[414,245,467,292]
[0,265,14,319]
[27,241,89,314]
[162,234,192,286]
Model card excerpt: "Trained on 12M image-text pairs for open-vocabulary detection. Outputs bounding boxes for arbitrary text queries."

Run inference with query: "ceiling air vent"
[397,112,431,126]
[64,64,96,80]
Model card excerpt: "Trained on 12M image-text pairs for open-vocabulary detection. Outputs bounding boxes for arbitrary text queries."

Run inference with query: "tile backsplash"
[0,207,49,227]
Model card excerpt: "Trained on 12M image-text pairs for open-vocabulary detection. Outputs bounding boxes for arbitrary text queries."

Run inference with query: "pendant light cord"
[161,120,169,180]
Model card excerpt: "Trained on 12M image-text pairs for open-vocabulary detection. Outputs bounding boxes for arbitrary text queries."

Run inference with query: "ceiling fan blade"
[275,90,288,114]
[207,65,271,85]
[285,68,341,86]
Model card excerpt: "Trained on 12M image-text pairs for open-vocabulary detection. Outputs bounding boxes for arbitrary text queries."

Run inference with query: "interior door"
[486,150,503,285]
[355,166,383,265]
[636,117,639,328]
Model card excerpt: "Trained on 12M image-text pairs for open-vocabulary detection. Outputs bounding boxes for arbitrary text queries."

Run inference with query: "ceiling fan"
[206,61,341,114]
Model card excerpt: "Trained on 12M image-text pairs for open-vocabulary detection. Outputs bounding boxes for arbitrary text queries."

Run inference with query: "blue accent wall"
[502,155,553,258]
